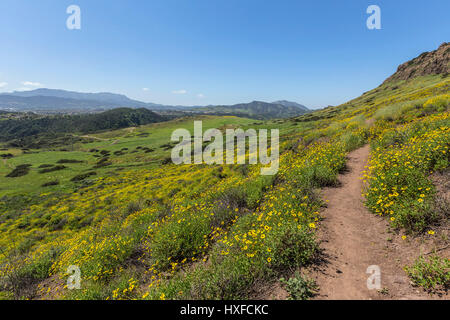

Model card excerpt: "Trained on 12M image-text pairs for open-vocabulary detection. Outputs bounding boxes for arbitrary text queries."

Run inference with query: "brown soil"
[311,145,448,300]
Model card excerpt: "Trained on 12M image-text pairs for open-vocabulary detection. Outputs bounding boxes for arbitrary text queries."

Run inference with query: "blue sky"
[0,0,448,108]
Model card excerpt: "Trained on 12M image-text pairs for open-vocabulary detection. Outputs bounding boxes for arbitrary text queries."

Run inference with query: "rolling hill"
[0,42,448,301]
[0,108,166,147]
[188,100,309,119]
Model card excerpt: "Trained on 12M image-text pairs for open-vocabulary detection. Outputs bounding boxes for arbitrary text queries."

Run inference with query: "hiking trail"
[311,145,447,300]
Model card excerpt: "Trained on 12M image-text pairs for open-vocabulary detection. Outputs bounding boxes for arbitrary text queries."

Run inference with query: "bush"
[280,272,318,300]
[125,200,145,216]
[6,164,32,178]
[3,248,61,299]
[38,165,66,174]
[150,214,210,271]
[93,158,112,168]
[270,225,317,270]
[100,150,110,156]
[56,159,84,164]
[47,217,68,231]
[161,157,172,165]
[423,94,449,113]
[38,164,54,169]
[71,172,97,182]
[215,187,247,210]
[405,255,450,291]
[193,255,257,300]
[42,180,60,187]
[297,165,338,188]
[245,175,275,209]
[209,186,249,228]
[340,131,366,152]
[151,255,256,300]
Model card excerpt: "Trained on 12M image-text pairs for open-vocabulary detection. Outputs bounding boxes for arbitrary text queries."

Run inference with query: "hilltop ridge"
[384,42,449,83]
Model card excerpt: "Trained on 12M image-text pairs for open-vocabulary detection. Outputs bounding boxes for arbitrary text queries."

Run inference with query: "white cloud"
[15,87,34,91]
[22,81,43,87]
[197,93,205,98]
[172,89,187,95]
[0,82,7,88]
[142,88,149,91]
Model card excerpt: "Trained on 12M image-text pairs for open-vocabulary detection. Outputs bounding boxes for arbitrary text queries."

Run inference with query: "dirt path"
[312,145,448,300]
[80,135,109,141]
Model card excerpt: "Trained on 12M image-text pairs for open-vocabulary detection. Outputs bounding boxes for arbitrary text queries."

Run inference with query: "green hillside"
[189,100,309,119]
[0,45,448,300]
[0,108,167,148]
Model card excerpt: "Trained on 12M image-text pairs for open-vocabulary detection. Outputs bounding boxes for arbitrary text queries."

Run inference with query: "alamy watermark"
[66,265,81,290]
[366,265,381,290]
[171,121,279,175]
[65,5,380,31]
[66,5,81,30]
[366,5,381,30]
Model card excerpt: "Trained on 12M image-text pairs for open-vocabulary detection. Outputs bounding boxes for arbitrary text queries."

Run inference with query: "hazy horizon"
[0,0,449,108]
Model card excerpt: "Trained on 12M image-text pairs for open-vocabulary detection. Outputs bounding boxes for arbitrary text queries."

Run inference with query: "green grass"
[405,255,450,292]
[280,272,318,300]
[0,116,256,197]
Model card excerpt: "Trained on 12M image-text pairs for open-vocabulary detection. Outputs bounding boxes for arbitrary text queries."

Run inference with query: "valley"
[0,43,449,301]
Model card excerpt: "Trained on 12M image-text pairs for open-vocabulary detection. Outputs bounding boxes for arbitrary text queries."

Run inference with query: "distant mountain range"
[0,88,167,111]
[0,88,309,119]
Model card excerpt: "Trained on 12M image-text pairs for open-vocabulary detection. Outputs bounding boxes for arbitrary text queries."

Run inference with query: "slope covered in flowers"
[365,112,449,233]
[0,74,448,299]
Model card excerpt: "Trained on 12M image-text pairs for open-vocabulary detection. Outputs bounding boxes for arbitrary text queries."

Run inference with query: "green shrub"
[245,175,275,209]
[71,172,97,182]
[38,164,54,169]
[150,251,261,300]
[57,159,84,164]
[270,225,317,270]
[214,187,247,210]
[38,165,67,174]
[150,214,210,270]
[280,272,318,300]
[4,248,61,299]
[340,131,366,152]
[42,180,60,187]
[6,164,32,178]
[405,255,449,291]
[125,200,145,215]
[297,165,338,188]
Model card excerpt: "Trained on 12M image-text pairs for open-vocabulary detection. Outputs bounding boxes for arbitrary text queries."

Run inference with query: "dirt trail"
[312,145,447,300]
[80,135,109,141]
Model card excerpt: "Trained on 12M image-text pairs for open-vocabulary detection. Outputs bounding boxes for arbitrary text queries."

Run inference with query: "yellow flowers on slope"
[364,112,449,232]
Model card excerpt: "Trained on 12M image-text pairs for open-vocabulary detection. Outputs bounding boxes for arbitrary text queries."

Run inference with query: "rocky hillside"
[384,42,449,83]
